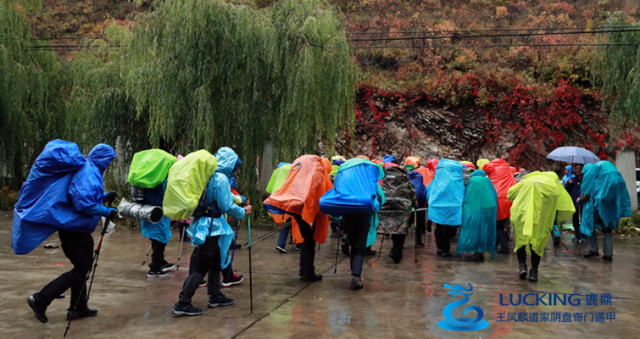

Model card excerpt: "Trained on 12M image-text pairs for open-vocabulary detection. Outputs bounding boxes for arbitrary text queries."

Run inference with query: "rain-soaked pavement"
[1,212,639,339]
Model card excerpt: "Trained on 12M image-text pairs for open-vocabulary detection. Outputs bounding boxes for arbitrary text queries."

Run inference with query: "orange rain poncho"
[483,159,517,221]
[263,155,333,244]
[412,166,434,188]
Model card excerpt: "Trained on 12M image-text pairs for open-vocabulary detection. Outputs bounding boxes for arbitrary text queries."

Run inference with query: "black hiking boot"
[66,308,98,321]
[301,274,322,283]
[350,276,363,291]
[519,263,527,280]
[528,268,538,282]
[584,251,599,258]
[27,295,47,323]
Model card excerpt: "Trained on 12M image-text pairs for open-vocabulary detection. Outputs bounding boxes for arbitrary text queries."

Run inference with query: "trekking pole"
[414,209,418,263]
[377,233,385,259]
[64,203,114,337]
[334,229,341,274]
[248,214,253,314]
[176,224,187,271]
[141,244,152,266]
[227,219,242,281]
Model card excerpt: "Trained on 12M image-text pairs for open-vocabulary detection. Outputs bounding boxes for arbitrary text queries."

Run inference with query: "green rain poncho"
[128,149,177,188]
[162,150,217,220]
[507,171,575,257]
[580,161,631,237]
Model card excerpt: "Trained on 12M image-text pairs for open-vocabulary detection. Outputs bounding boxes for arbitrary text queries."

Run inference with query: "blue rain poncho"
[427,159,465,226]
[12,141,116,254]
[561,165,575,186]
[408,171,427,207]
[580,161,631,237]
[140,179,172,245]
[187,147,245,269]
[457,170,498,258]
[320,158,385,247]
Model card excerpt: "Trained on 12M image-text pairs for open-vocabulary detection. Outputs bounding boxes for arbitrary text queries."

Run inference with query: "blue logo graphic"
[438,283,490,331]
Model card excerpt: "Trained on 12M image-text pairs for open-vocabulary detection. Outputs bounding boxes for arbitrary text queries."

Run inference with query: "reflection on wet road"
[1,213,639,338]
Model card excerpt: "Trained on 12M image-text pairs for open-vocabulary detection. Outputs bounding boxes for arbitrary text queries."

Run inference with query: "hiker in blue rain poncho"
[427,159,465,257]
[173,147,252,317]
[581,161,631,262]
[17,140,117,323]
[320,158,385,290]
[457,170,498,260]
[128,149,178,278]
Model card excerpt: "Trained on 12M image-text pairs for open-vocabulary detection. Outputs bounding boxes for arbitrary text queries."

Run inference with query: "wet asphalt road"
[1,213,639,338]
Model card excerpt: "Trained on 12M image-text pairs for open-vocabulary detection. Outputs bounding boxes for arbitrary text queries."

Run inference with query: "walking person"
[15,141,117,323]
[265,155,333,283]
[581,161,631,262]
[173,147,252,317]
[508,171,574,282]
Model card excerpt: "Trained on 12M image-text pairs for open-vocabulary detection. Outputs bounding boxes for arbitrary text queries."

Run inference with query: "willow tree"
[592,16,640,130]
[122,0,357,201]
[0,0,65,185]
[65,24,150,193]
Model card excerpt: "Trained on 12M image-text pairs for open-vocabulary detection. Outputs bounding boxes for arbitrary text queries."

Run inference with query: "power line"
[350,28,640,42]
[347,25,640,35]
[353,42,640,50]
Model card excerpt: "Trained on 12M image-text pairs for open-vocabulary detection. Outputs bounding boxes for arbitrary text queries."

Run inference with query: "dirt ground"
[1,213,639,338]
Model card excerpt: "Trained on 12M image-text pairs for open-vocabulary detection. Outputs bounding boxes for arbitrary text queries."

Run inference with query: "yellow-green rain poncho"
[507,171,575,257]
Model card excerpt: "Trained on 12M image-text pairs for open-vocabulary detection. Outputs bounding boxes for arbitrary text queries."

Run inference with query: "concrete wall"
[615,150,638,210]
[258,140,274,194]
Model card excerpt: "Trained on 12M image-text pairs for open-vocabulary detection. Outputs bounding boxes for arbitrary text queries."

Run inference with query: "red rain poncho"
[483,159,517,221]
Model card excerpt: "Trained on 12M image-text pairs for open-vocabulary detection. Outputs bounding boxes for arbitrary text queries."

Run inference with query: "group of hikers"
[11,140,632,323]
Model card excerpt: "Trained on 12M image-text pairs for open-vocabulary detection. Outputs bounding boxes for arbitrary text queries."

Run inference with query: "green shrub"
[617,210,640,236]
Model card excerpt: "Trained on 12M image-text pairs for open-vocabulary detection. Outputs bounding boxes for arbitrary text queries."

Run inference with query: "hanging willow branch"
[0,0,64,184]
[592,15,640,131]
[120,0,357,205]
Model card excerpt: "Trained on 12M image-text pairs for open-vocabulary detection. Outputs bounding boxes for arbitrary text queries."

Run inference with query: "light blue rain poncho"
[320,158,385,247]
[457,170,498,258]
[140,179,172,245]
[187,147,245,269]
[580,161,631,237]
[12,140,116,254]
[427,159,465,226]
[561,165,575,186]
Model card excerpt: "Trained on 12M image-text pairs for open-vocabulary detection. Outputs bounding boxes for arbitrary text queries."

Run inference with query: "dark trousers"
[294,215,317,277]
[391,234,406,259]
[496,218,510,251]
[573,208,582,239]
[149,239,167,271]
[516,245,541,269]
[415,210,427,246]
[179,236,221,304]
[434,224,457,254]
[342,214,370,277]
[35,230,94,310]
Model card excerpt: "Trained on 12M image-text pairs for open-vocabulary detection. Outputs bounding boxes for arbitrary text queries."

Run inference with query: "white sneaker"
[275,246,288,253]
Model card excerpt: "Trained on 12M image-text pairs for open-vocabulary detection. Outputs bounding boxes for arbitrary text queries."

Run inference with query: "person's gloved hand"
[104,191,120,203]
[108,208,118,219]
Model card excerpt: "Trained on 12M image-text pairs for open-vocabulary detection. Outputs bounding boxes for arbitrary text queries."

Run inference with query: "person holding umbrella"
[564,164,585,242]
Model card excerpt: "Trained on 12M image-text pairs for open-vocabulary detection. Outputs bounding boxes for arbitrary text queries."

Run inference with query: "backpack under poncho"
[128,149,177,188]
[162,150,217,220]
[320,158,384,217]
